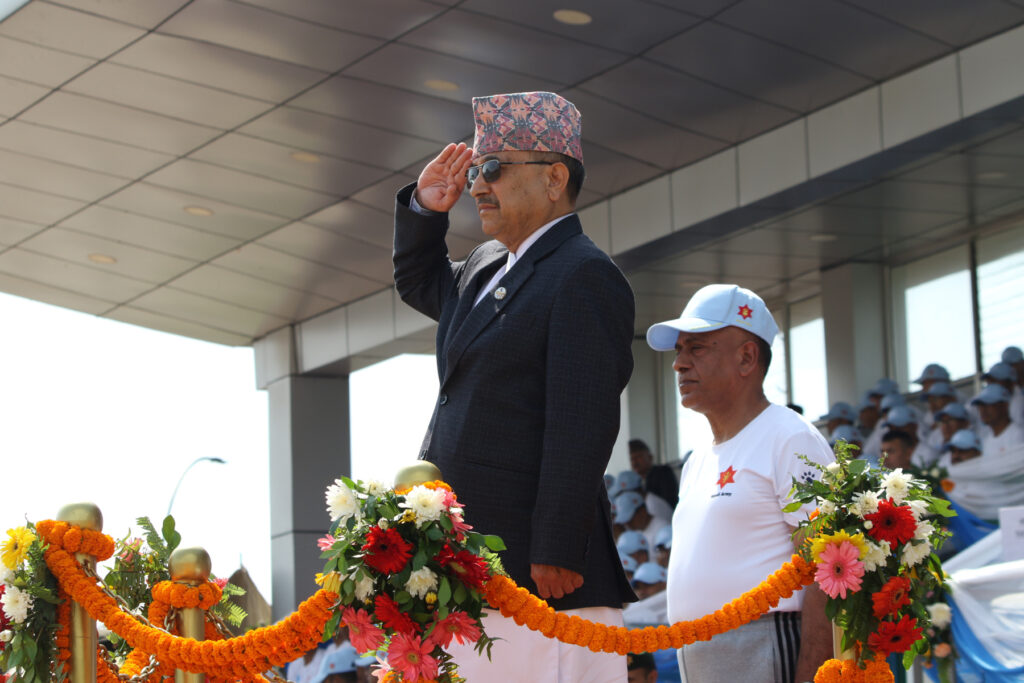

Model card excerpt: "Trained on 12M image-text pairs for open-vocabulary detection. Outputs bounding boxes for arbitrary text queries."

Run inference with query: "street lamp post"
[167,457,227,517]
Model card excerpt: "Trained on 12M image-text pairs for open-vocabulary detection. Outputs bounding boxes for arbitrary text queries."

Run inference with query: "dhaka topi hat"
[471,91,583,163]
[647,284,779,351]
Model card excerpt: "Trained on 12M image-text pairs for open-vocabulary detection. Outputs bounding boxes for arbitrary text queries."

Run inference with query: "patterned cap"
[471,91,583,163]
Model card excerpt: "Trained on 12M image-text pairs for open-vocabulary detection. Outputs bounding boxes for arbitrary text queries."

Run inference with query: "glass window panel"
[789,296,828,419]
[977,223,1024,369]
[891,246,975,385]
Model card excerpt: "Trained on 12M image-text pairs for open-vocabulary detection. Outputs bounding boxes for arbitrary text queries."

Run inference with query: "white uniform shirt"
[667,404,833,622]
[981,420,1024,458]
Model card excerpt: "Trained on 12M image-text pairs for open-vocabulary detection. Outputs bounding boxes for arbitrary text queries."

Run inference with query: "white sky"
[0,292,438,602]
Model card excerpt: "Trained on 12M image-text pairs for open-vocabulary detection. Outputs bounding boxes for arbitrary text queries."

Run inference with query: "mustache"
[476,196,500,208]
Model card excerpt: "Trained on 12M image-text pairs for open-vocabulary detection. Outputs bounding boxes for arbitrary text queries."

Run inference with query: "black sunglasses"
[466,159,555,185]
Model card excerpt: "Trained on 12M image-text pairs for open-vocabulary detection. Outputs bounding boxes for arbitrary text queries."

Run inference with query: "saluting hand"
[531,563,584,600]
[416,142,474,213]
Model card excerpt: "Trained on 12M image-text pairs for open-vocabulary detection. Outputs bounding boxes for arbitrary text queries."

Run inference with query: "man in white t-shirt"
[646,284,833,683]
[972,384,1024,457]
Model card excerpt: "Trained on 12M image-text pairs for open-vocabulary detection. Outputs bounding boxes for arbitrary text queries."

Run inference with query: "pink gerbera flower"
[317,534,337,551]
[427,611,482,649]
[387,633,439,682]
[449,511,473,541]
[343,606,386,654]
[814,540,865,599]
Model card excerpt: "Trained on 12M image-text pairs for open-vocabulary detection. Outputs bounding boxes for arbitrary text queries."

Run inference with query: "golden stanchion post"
[56,503,103,683]
[168,547,212,683]
[394,461,443,488]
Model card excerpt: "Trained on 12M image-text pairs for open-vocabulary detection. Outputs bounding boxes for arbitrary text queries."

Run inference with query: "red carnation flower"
[0,584,9,636]
[867,614,924,656]
[872,576,912,619]
[438,547,490,590]
[864,500,917,547]
[374,594,420,635]
[362,527,412,575]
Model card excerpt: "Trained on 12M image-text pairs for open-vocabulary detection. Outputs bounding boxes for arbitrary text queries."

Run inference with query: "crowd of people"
[814,347,1024,522]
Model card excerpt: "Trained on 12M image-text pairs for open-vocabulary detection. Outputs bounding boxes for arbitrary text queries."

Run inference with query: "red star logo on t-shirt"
[737,304,753,320]
[717,466,737,490]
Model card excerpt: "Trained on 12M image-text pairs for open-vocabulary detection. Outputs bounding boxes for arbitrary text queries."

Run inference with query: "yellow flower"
[399,510,417,524]
[1,527,36,569]
[314,571,342,594]
[810,530,868,562]
[425,591,437,606]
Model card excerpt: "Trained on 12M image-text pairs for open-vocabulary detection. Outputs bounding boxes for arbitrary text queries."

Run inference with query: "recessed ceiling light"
[424,79,459,92]
[977,170,1007,181]
[88,253,117,265]
[810,233,838,242]
[183,205,214,217]
[290,151,320,164]
[553,9,592,25]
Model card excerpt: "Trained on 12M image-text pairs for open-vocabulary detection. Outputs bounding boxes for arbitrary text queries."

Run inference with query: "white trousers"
[445,607,627,683]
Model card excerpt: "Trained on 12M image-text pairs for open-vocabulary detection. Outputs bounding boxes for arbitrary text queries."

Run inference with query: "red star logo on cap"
[717,466,737,490]
[737,304,753,320]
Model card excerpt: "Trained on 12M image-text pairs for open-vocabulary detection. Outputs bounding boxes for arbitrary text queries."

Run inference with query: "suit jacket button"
[439,393,448,405]
[494,286,507,300]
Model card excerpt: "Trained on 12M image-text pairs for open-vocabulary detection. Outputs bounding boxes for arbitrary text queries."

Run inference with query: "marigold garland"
[483,554,816,655]
[38,520,337,680]
[813,656,893,683]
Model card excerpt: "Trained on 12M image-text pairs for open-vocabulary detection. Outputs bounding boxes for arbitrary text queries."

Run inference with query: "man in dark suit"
[393,91,636,681]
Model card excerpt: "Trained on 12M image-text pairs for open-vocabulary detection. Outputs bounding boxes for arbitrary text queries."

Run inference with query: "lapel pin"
[494,286,507,300]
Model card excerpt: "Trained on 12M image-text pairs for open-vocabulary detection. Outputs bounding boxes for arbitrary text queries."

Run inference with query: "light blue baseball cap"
[829,424,863,447]
[984,362,1017,383]
[880,393,907,412]
[647,284,779,351]
[619,552,638,573]
[870,378,900,396]
[1003,346,1023,364]
[820,401,857,423]
[937,402,968,421]
[614,470,643,497]
[949,429,981,451]
[972,384,1011,405]
[632,562,668,586]
[604,473,614,491]
[914,363,950,385]
[927,382,957,398]
[613,491,645,525]
[310,643,358,683]
[885,405,917,429]
[654,525,672,550]
[616,530,649,556]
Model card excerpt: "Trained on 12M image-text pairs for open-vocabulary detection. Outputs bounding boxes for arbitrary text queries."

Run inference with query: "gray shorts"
[677,611,801,683]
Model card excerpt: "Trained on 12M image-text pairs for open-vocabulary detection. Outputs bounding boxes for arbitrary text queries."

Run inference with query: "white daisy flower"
[401,485,447,526]
[852,491,879,517]
[914,520,935,542]
[354,574,375,602]
[906,499,930,520]
[325,479,362,524]
[882,469,913,504]
[902,540,931,566]
[927,602,952,629]
[1,584,34,623]
[405,567,438,600]
[817,499,837,514]
[366,480,388,497]
[861,541,890,571]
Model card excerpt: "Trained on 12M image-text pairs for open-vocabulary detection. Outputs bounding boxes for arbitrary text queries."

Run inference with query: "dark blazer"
[393,183,636,610]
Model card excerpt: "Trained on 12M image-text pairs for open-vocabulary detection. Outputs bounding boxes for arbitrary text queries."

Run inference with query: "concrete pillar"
[820,262,888,406]
[267,374,350,620]
[626,340,680,465]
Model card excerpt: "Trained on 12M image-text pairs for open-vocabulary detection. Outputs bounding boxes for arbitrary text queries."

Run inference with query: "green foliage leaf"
[438,577,452,606]
[483,535,506,552]
[782,501,804,513]
[161,515,181,554]
[412,549,428,571]
[453,582,467,604]
[929,497,957,518]
[395,590,412,605]
[847,458,868,475]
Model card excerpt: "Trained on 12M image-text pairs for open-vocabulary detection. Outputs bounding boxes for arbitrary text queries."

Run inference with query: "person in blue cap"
[972,384,1024,457]
[616,530,650,566]
[885,405,937,467]
[1003,346,1024,393]
[653,524,672,569]
[614,469,672,524]
[613,490,670,554]
[646,284,832,683]
[819,402,857,438]
[829,424,872,466]
[923,382,958,450]
[947,429,982,465]
[935,403,973,450]
[983,362,1024,425]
